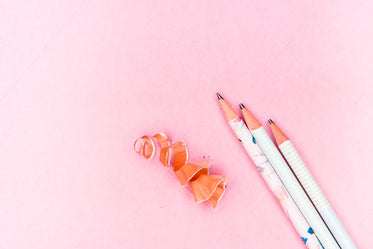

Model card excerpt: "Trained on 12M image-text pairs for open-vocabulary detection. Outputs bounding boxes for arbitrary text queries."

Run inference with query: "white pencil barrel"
[251,127,339,249]
[230,120,323,248]
[280,141,329,211]
[279,140,357,249]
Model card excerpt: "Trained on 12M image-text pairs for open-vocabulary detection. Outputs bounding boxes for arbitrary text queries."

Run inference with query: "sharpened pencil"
[240,104,340,249]
[269,120,357,249]
[217,93,323,248]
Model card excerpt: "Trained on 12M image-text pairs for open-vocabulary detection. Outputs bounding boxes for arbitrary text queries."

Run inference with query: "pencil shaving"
[134,132,226,208]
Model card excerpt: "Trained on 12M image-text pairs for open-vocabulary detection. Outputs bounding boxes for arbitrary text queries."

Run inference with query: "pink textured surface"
[1,0,372,248]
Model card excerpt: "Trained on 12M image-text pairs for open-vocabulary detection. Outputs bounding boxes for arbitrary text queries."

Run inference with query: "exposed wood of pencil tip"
[269,121,289,145]
[240,104,262,130]
[216,93,238,122]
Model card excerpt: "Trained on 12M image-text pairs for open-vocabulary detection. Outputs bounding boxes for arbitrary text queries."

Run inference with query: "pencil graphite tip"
[239,103,245,109]
[268,119,275,124]
[216,92,224,100]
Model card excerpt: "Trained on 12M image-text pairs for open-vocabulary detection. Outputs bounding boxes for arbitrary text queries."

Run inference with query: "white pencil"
[217,93,323,248]
[240,103,340,249]
[269,119,356,249]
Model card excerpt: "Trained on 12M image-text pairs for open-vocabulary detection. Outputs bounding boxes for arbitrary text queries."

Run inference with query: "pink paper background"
[1,0,372,248]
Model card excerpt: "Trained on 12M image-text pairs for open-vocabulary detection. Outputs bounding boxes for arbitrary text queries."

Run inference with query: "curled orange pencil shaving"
[134,132,226,208]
